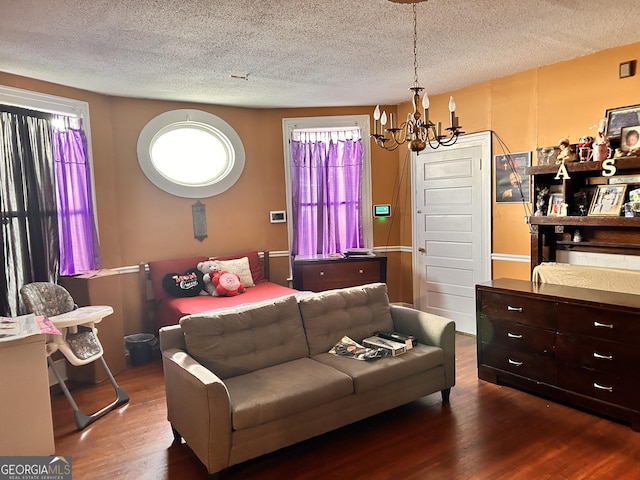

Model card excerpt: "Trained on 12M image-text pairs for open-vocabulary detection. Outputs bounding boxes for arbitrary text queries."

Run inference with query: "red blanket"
[156,281,298,329]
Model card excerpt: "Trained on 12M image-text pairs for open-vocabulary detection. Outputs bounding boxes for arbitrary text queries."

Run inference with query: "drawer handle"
[593,352,613,361]
[508,359,523,367]
[358,269,364,274]
[507,333,523,339]
[593,382,613,392]
[593,321,613,329]
[319,271,324,276]
[507,305,523,313]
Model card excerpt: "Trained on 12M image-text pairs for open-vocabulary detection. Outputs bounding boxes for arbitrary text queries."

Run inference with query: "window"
[137,109,245,198]
[0,85,99,315]
[282,115,372,257]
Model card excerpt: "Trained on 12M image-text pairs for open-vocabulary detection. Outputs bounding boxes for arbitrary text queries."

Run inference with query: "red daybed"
[142,251,298,330]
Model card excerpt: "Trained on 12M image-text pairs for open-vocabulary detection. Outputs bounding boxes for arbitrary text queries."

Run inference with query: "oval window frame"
[137,109,245,198]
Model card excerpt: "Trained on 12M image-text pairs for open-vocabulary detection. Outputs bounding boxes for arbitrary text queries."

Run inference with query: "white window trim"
[0,84,98,237]
[282,115,373,261]
[137,109,245,198]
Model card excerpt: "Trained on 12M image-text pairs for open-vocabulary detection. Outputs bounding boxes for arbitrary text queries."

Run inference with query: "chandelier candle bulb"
[390,113,394,129]
[448,96,456,128]
[373,105,381,135]
[422,94,430,125]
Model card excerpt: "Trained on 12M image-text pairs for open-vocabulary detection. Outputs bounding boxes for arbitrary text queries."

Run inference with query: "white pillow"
[212,257,255,288]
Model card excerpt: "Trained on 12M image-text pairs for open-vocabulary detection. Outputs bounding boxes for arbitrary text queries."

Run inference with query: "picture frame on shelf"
[495,151,532,203]
[588,184,628,216]
[620,125,640,152]
[547,193,565,216]
[572,187,596,216]
[605,104,640,139]
[536,146,558,166]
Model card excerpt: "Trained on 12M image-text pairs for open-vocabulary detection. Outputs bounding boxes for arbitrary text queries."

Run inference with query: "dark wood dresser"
[476,278,640,430]
[293,255,387,292]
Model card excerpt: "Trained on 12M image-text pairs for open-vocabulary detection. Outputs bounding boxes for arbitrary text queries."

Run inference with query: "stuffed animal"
[197,260,220,296]
[197,260,246,296]
[557,138,577,163]
[211,270,245,297]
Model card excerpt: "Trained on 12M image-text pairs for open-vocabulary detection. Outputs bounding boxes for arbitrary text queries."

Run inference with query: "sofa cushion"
[225,357,353,430]
[299,283,394,356]
[180,295,308,379]
[312,344,445,393]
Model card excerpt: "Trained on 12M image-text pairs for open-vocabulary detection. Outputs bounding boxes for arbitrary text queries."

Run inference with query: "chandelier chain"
[412,3,419,88]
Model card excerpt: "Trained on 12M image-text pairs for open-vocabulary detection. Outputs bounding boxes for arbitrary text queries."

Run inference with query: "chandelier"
[371,2,463,152]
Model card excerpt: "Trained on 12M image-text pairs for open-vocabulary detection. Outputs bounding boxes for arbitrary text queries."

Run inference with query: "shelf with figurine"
[529,112,640,175]
[526,155,640,176]
[527,108,640,270]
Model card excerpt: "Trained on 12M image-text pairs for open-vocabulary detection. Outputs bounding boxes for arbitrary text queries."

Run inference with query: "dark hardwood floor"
[51,334,640,479]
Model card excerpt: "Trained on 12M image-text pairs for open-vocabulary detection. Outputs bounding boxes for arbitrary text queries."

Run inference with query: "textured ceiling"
[1,0,639,108]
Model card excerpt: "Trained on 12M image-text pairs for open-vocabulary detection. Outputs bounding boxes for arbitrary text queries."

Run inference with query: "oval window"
[137,109,245,198]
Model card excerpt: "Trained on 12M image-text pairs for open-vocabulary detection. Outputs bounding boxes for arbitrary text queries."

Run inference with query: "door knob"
[418,247,426,253]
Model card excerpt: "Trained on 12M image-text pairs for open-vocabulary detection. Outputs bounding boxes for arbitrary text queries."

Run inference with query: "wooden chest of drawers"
[476,278,640,430]
[293,255,387,292]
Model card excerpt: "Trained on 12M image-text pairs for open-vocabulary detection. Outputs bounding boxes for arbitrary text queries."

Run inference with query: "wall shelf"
[526,155,640,176]
[528,155,640,271]
[530,216,640,227]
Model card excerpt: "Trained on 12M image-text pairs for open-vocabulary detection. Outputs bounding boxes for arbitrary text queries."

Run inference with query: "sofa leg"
[171,426,182,443]
[441,388,451,403]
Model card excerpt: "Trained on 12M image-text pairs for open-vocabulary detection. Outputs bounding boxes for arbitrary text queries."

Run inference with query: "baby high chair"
[20,282,129,430]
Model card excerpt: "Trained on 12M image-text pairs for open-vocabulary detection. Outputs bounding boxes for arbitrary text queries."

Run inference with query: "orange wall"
[2,41,639,333]
[407,42,640,281]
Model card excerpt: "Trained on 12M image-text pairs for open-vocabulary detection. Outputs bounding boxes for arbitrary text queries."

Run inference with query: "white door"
[412,132,491,334]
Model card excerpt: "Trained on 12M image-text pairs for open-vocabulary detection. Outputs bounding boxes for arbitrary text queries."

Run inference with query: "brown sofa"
[159,283,455,477]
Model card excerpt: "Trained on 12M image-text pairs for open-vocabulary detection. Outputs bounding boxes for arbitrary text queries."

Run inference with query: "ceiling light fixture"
[371,2,463,152]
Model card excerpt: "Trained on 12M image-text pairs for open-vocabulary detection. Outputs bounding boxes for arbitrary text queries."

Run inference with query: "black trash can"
[125,333,157,366]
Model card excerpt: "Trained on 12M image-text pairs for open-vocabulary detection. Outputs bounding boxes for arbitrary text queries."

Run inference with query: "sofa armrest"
[159,324,187,351]
[390,305,456,389]
[162,347,232,475]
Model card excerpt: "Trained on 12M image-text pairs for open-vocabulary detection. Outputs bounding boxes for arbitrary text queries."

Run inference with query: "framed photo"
[605,104,640,139]
[547,193,565,216]
[620,125,640,152]
[572,187,596,216]
[495,151,532,203]
[588,184,628,216]
[536,146,559,166]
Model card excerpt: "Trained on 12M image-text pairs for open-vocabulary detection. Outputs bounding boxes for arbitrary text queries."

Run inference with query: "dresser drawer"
[479,317,555,357]
[557,303,640,342]
[293,256,386,292]
[480,291,556,328]
[303,260,380,283]
[556,333,640,375]
[557,364,640,411]
[481,345,555,384]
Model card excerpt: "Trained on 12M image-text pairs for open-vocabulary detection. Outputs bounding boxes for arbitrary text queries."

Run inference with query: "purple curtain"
[52,115,101,275]
[291,135,364,256]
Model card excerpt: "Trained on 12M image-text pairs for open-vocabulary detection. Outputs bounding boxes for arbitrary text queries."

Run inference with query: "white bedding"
[532,262,640,295]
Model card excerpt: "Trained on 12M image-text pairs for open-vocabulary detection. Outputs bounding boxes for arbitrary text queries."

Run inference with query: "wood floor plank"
[51,334,640,479]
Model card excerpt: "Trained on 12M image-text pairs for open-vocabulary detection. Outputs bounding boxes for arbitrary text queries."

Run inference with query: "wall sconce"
[619,60,636,79]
